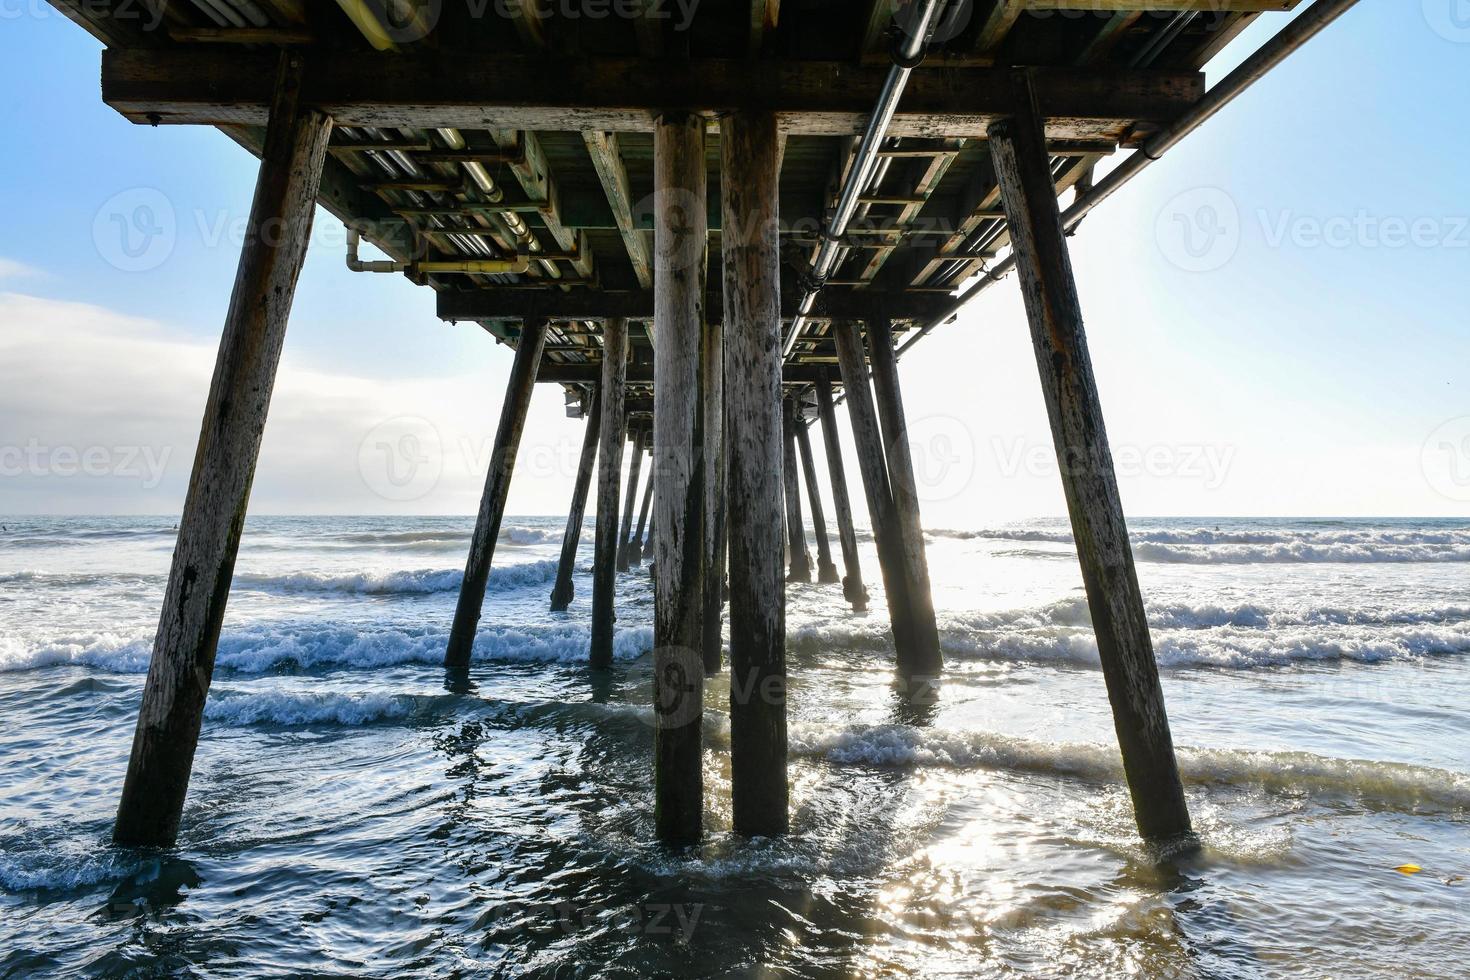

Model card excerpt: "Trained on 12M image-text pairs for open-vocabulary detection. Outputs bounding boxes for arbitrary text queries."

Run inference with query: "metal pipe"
[895,0,1363,358]
[346,228,529,275]
[781,0,949,358]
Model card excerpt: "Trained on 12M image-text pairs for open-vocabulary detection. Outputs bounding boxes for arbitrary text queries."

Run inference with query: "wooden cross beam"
[436,288,957,325]
[534,363,834,385]
[102,49,1203,140]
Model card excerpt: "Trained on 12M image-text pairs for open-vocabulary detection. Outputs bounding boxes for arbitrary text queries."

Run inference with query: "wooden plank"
[531,362,834,384]
[750,0,780,55]
[168,27,316,45]
[867,317,942,676]
[782,400,812,582]
[591,319,628,669]
[721,110,788,838]
[503,0,549,50]
[436,287,958,325]
[102,49,1204,139]
[816,377,868,611]
[584,132,653,288]
[973,0,1026,56]
[990,79,1193,845]
[445,320,548,668]
[113,54,332,847]
[550,398,601,611]
[652,112,708,845]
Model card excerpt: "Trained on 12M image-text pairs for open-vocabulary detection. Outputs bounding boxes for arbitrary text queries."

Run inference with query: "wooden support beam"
[632,453,654,565]
[722,110,788,838]
[584,131,653,288]
[782,400,812,583]
[702,318,728,675]
[102,49,1204,140]
[617,429,647,572]
[550,397,601,612]
[816,377,868,612]
[652,112,707,845]
[437,287,956,326]
[973,0,1026,56]
[833,320,916,663]
[591,319,628,669]
[749,0,780,55]
[990,77,1192,845]
[113,54,332,847]
[867,317,942,676]
[445,320,548,668]
[796,417,840,585]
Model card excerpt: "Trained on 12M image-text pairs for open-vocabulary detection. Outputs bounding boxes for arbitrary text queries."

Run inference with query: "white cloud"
[0,292,593,515]
[0,258,42,280]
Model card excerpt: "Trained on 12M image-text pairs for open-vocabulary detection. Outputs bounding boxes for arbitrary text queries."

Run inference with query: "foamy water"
[1,515,1468,976]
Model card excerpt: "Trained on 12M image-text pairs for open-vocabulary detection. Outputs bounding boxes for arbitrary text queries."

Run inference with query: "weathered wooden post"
[652,111,707,843]
[794,413,839,585]
[702,318,727,675]
[833,320,916,661]
[591,319,628,669]
[114,54,332,847]
[550,394,601,612]
[781,400,812,582]
[989,77,1192,845]
[816,377,868,612]
[445,317,549,668]
[617,428,647,572]
[867,317,942,675]
[722,109,788,837]
[632,454,654,565]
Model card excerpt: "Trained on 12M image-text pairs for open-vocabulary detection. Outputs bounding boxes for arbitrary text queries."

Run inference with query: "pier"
[50,0,1361,852]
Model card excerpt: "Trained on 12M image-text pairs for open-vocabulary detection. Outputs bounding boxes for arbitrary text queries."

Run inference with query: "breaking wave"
[0,622,653,675]
[928,525,1470,564]
[789,724,1470,811]
[233,559,558,596]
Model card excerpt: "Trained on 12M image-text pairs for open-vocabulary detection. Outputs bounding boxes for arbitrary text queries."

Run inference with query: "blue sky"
[0,0,1466,520]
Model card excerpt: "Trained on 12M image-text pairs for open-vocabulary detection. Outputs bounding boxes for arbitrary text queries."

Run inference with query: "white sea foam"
[204,690,412,726]
[233,559,558,596]
[0,622,651,675]
[930,525,1470,564]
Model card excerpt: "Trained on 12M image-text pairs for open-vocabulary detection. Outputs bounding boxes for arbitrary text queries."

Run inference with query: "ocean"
[1,515,1467,977]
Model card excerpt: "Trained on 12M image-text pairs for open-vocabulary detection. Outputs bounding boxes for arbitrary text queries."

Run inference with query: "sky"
[0,0,1467,523]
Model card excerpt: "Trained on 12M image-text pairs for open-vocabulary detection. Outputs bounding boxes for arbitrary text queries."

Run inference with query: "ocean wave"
[929,525,1470,564]
[0,622,652,675]
[204,690,412,727]
[234,559,558,596]
[789,724,1470,811]
[0,831,144,893]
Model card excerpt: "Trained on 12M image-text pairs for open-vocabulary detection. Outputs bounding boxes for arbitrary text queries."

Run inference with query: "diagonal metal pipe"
[895,0,1364,358]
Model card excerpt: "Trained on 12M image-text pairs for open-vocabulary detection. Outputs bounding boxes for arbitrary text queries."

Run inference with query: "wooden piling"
[632,454,654,565]
[721,109,788,837]
[550,396,601,612]
[114,53,332,847]
[795,413,840,585]
[833,320,916,662]
[590,318,628,669]
[701,318,727,675]
[815,377,868,612]
[445,317,548,668]
[652,111,707,844]
[867,317,942,676]
[989,79,1192,844]
[617,429,646,572]
[781,400,812,583]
